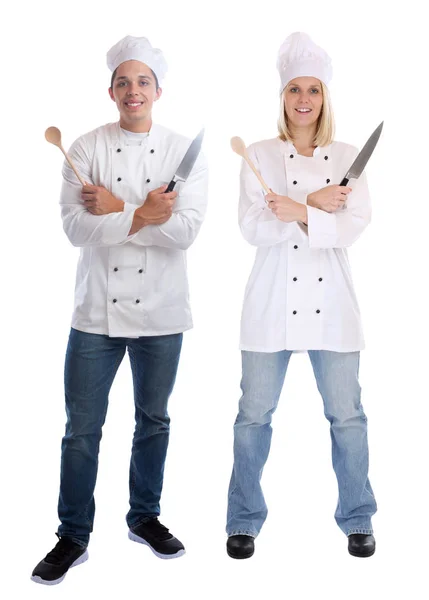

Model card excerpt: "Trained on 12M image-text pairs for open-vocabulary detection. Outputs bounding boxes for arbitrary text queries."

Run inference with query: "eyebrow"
[288,83,321,88]
[116,75,153,81]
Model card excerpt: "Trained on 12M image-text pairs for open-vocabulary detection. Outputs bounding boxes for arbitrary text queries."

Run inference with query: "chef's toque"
[276,32,332,93]
[107,36,167,84]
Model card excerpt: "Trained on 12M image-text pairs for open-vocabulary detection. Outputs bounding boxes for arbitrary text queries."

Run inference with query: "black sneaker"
[128,518,185,559]
[31,535,88,585]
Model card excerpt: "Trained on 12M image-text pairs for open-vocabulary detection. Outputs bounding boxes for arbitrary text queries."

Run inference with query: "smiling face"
[108,60,162,132]
[283,77,323,132]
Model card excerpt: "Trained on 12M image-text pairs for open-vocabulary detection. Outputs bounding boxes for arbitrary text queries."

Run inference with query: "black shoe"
[227,535,255,559]
[31,535,88,585]
[348,534,376,558]
[129,518,185,559]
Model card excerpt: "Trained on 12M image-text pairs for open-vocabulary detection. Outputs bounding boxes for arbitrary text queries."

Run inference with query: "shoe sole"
[30,550,89,585]
[128,530,185,560]
[348,548,376,558]
[227,548,254,560]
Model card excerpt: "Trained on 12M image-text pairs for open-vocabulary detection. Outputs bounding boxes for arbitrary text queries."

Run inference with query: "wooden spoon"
[45,126,86,186]
[230,136,271,194]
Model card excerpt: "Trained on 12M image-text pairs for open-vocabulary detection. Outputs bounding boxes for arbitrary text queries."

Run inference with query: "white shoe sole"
[31,550,89,585]
[128,530,185,560]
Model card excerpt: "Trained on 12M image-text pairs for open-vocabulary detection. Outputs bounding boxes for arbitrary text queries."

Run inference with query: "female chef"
[226,32,377,560]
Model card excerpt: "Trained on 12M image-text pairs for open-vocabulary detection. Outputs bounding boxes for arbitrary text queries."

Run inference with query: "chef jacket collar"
[111,121,162,147]
[278,138,333,158]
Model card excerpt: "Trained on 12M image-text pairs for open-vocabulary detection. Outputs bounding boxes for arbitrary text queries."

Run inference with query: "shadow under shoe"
[129,517,185,559]
[227,535,255,559]
[31,535,88,585]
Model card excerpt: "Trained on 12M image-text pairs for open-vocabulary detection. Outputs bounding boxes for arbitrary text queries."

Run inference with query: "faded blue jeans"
[57,327,183,546]
[227,350,377,538]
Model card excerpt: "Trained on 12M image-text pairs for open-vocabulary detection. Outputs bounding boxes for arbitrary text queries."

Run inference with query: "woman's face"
[283,77,323,130]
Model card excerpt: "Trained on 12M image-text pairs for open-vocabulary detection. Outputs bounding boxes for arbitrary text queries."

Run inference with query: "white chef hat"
[276,32,332,93]
[106,35,168,84]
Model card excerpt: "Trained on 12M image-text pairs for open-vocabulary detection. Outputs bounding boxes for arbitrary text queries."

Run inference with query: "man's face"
[108,60,162,127]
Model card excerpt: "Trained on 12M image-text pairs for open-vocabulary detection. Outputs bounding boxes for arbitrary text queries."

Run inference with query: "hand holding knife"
[294,121,384,215]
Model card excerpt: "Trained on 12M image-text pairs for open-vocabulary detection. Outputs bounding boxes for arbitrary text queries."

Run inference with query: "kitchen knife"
[165,128,205,192]
[340,121,383,186]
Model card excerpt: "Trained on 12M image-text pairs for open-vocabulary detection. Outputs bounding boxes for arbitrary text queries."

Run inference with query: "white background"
[1,0,428,598]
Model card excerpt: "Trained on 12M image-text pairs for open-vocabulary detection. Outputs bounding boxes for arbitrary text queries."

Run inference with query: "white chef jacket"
[239,137,371,353]
[60,122,208,338]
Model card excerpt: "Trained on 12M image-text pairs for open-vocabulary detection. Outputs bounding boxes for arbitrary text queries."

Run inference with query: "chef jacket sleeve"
[239,145,308,247]
[306,147,372,249]
[60,136,136,247]
[127,153,208,250]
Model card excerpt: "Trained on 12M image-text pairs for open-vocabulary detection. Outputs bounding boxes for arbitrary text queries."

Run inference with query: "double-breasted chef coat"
[60,122,208,338]
[239,138,371,353]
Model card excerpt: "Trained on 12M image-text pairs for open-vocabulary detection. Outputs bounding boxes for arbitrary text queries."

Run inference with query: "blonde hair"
[277,81,335,147]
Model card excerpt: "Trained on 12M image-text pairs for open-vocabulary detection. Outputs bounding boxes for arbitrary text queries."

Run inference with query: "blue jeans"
[57,327,183,546]
[227,350,377,537]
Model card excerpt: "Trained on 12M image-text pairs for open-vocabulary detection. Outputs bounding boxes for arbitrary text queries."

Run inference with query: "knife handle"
[339,177,349,186]
[165,180,176,193]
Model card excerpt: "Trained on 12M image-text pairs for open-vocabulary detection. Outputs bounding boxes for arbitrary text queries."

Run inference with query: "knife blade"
[340,121,383,186]
[165,128,205,192]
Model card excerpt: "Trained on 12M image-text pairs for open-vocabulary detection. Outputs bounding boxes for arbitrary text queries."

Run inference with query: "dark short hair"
[110,67,159,91]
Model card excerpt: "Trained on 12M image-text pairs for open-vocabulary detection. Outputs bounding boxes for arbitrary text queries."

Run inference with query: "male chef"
[31,35,208,586]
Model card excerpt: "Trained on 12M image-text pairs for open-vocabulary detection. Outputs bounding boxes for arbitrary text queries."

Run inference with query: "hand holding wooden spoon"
[45,126,86,186]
